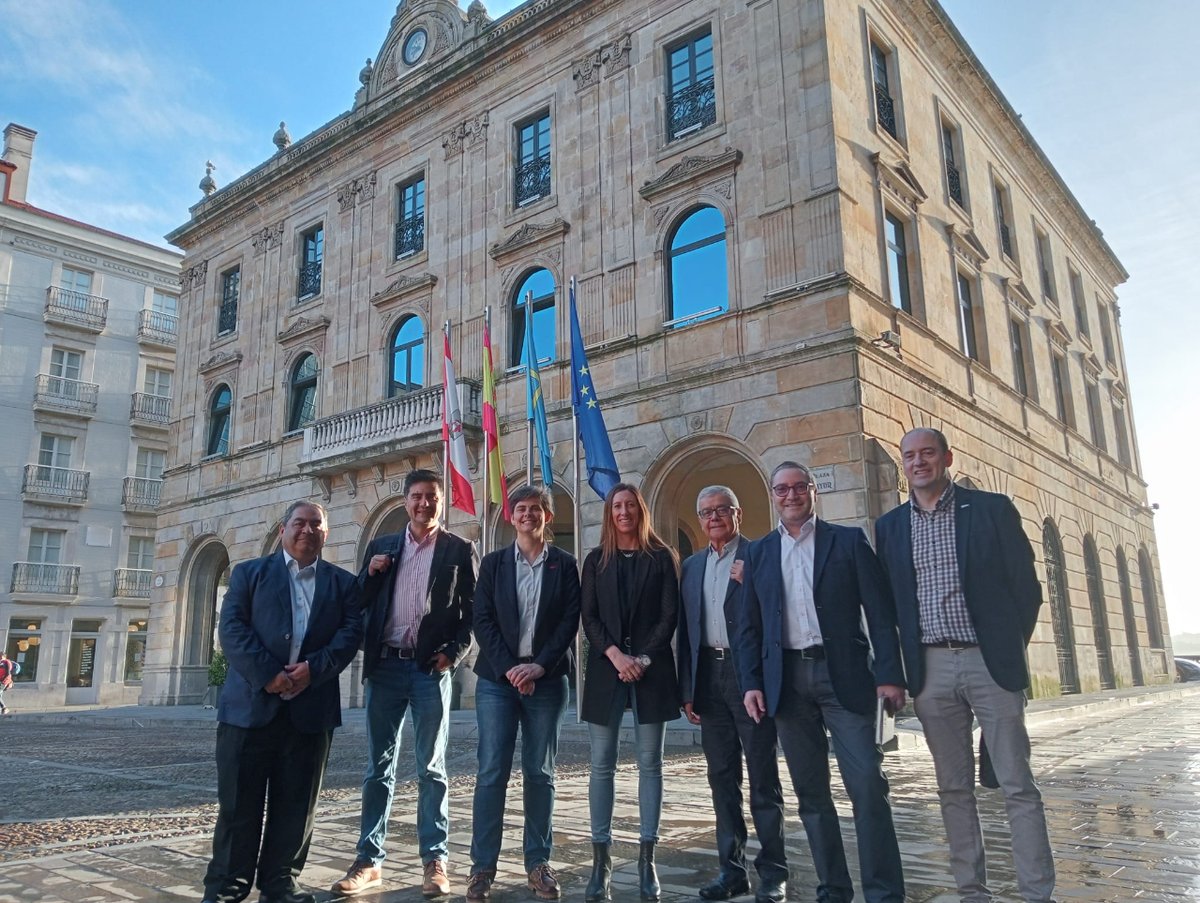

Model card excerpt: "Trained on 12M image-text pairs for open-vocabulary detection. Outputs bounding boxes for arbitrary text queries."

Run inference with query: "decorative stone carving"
[277,315,331,345]
[463,111,490,148]
[442,123,466,159]
[639,148,743,201]
[199,161,217,197]
[573,49,602,91]
[488,218,571,261]
[1001,276,1036,314]
[273,121,292,152]
[872,152,927,212]
[251,223,284,254]
[653,205,671,228]
[338,171,378,211]
[199,350,243,375]
[182,260,209,290]
[705,179,733,199]
[946,223,989,270]
[1046,318,1072,348]
[601,34,631,76]
[466,0,490,32]
[359,58,374,87]
[371,272,438,309]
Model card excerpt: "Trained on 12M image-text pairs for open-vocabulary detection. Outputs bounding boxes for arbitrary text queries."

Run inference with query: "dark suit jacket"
[358,528,478,679]
[677,536,749,709]
[472,543,581,684]
[580,545,681,725]
[874,484,1043,696]
[218,552,363,732]
[734,521,905,717]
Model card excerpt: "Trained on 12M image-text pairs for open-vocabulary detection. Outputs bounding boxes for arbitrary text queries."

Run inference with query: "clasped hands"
[606,646,647,683]
[505,661,545,695]
[266,660,312,700]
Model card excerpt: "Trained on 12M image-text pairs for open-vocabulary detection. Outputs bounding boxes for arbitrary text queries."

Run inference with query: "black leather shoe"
[260,892,316,903]
[700,875,751,900]
[754,880,786,903]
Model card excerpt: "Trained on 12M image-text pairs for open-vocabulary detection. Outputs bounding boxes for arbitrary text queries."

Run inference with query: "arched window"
[389,316,425,397]
[510,268,556,368]
[667,205,728,327]
[1083,535,1114,689]
[1116,549,1143,686]
[207,385,232,456]
[288,354,319,431]
[1042,519,1078,695]
[1139,546,1164,648]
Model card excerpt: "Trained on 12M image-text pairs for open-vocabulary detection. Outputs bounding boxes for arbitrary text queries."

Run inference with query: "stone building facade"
[145,0,1170,706]
[0,124,183,707]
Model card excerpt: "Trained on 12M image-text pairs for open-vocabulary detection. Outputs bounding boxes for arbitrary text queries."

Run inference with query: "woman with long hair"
[580,483,681,902]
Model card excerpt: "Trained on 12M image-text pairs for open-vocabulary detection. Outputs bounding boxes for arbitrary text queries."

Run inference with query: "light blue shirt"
[283,551,317,665]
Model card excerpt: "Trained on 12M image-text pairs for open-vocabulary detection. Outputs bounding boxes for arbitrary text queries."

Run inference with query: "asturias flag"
[524,297,555,488]
[442,330,476,516]
[482,320,511,521]
[568,282,620,499]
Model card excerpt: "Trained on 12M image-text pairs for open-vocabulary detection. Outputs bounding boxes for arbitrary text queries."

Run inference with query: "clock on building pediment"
[370,0,481,93]
[403,28,428,66]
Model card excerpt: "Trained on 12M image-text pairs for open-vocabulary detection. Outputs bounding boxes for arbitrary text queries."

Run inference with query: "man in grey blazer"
[874,428,1054,903]
[677,486,787,902]
[201,500,363,903]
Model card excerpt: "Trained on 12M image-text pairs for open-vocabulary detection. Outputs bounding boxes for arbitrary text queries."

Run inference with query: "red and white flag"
[442,330,476,515]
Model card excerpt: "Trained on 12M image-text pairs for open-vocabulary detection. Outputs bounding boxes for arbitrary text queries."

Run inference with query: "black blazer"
[472,543,581,685]
[874,485,1043,696]
[580,545,681,725]
[358,529,478,679]
[218,552,363,732]
[677,537,749,708]
[734,521,905,717]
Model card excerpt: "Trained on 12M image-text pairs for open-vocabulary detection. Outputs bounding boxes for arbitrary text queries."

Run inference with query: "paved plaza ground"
[0,685,1196,902]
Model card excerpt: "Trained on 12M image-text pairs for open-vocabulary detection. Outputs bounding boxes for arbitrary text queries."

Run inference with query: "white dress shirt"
[283,550,317,665]
[778,518,822,649]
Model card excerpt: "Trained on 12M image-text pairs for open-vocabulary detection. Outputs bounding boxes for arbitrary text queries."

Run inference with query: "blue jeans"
[470,674,569,871]
[588,686,667,844]
[356,658,451,866]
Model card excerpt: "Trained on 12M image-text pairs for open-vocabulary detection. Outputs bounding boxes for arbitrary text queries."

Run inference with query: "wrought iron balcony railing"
[946,161,964,207]
[999,223,1013,259]
[514,156,552,207]
[874,82,898,138]
[122,476,162,511]
[667,78,717,141]
[45,286,109,331]
[218,297,238,335]
[22,464,90,505]
[11,561,80,595]
[300,382,481,474]
[137,308,178,346]
[34,374,99,416]
[130,392,171,427]
[298,260,323,299]
[113,568,153,598]
[395,214,425,259]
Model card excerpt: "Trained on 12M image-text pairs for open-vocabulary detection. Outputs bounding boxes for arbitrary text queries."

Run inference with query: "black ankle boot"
[585,842,612,901]
[638,840,660,901]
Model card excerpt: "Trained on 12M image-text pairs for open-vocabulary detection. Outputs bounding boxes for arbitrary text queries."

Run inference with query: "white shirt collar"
[777,516,816,542]
[282,549,318,573]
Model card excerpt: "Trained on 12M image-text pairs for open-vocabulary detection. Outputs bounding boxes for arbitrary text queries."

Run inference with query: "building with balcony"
[0,123,182,707]
[146,0,1169,706]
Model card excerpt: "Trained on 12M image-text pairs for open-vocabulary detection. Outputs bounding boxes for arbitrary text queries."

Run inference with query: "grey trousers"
[914,646,1055,903]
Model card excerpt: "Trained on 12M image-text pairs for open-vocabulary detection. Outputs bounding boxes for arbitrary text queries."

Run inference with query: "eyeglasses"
[771,482,812,498]
[697,505,736,520]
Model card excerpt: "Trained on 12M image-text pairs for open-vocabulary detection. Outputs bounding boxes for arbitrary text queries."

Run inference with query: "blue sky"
[1,1,1195,634]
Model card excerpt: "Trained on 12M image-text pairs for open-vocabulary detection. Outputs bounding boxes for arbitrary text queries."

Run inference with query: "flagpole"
[442,318,451,531]
[481,306,491,556]
[524,290,534,487]
[570,277,584,723]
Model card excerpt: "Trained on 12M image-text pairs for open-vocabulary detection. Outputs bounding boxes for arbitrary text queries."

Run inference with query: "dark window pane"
[510,268,556,367]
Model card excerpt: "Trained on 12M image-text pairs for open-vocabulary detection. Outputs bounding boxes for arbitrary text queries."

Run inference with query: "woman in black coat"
[580,482,680,902]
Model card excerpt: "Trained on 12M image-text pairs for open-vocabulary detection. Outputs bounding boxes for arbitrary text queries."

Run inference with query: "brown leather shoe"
[331,861,382,896]
[465,869,496,902]
[423,860,450,898]
[527,863,561,900]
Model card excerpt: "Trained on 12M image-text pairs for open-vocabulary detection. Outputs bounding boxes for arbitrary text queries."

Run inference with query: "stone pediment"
[371,0,471,96]
[488,218,570,261]
[1001,276,1035,314]
[1081,351,1103,378]
[946,223,989,270]
[872,153,927,211]
[199,350,243,375]
[277,316,331,345]
[639,148,743,201]
[1045,318,1072,348]
[1106,376,1127,403]
[371,272,438,307]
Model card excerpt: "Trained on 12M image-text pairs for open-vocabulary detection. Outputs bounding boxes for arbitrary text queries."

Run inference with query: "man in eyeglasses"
[677,486,788,903]
[735,462,906,903]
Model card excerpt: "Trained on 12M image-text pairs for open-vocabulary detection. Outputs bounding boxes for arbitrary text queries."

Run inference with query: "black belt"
[923,639,977,650]
[701,647,733,661]
[381,646,417,660]
[784,646,825,661]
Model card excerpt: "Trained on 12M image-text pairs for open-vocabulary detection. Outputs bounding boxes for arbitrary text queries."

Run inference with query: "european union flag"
[569,281,620,499]
[524,296,554,487]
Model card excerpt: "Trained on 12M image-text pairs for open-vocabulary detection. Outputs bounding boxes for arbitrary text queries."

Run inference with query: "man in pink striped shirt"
[333,469,477,899]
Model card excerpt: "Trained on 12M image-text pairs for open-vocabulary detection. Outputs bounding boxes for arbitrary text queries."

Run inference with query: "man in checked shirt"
[874,428,1055,903]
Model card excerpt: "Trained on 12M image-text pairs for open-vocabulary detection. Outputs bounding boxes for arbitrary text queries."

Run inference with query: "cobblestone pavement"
[0,690,1197,902]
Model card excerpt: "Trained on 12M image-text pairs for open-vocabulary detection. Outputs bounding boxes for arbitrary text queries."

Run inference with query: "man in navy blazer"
[678,486,787,903]
[466,484,581,902]
[735,462,906,903]
[201,500,363,903]
[334,469,477,899]
[874,428,1054,903]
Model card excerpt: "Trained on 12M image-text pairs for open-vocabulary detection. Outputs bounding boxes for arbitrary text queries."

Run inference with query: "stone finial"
[360,58,374,87]
[199,160,217,197]
[273,121,292,151]
[467,0,489,23]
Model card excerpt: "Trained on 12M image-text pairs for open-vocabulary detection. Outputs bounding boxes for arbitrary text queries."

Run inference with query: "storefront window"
[5,618,42,682]
[67,619,102,688]
[125,619,148,682]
